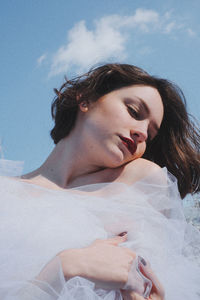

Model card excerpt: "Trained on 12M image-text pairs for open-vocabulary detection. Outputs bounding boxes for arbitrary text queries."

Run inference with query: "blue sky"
[0,0,200,173]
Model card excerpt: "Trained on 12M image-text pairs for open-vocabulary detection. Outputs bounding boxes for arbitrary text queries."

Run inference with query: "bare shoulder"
[115,158,162,185]
[128,158,161,171]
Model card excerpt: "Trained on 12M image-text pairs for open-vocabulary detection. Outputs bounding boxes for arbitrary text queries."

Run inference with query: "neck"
[22,132,106,188]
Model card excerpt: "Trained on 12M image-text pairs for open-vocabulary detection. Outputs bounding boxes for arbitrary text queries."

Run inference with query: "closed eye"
[127,106,139,119]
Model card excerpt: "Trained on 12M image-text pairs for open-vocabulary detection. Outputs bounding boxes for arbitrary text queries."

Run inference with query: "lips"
[119,136,137,155]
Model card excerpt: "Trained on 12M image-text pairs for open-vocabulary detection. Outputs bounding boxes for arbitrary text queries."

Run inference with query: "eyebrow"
[125,96,160,133]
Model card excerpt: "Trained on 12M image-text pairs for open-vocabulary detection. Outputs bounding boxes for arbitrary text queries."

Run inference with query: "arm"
[12,234,164,299]
[47,235,164,297]
[55,234,136,290]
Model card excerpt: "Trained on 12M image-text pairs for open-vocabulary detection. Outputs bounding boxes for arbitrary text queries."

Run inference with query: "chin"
[105,152,128,169]
[101,145,134,169]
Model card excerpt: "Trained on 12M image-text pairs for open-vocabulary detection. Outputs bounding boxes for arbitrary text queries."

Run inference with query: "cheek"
[100,102,126,120]
[84,115,110,138]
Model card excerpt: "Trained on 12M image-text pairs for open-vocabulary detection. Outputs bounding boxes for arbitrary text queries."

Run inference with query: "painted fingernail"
[118,231,127,237]
[139,255,147,266]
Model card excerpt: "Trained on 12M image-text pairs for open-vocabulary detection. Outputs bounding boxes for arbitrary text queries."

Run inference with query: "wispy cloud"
[187,28,196,37]
[37,53,47,67]
[47,8,196,77]
[164,22,176,34]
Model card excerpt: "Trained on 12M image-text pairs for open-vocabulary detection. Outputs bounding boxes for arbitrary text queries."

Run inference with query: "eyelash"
[127,105,154,142]
[127,106,139,119]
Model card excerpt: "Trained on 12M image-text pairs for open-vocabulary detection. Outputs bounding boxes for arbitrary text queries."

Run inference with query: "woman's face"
[78,84,164,168]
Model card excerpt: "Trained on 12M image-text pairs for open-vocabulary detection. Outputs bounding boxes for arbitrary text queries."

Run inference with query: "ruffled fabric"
[0,160,200,299]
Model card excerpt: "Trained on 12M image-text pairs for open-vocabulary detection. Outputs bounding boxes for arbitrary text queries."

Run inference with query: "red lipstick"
[120,136,137,155]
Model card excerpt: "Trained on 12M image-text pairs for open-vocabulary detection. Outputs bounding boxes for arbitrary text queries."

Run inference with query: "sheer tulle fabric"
[0,160,200,299]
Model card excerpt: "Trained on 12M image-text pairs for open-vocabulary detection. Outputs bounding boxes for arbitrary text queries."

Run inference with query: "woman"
[0,64,200,300]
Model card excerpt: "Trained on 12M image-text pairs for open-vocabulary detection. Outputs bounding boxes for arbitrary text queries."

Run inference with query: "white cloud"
[48,8,196,77]
[164,22,176,34]
[37,54,47,66]
[128,8,159,32]
[95,9,159,31]
[187,28,196,37]
[49,20,126,77]
[49,9,160,77]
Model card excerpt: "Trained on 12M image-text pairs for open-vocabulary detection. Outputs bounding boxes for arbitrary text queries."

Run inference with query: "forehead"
[116,84,161,99]
[120,84,162,104]
[98,84,163,111]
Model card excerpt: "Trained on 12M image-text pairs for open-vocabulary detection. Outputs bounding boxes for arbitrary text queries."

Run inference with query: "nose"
[131,121,148,143]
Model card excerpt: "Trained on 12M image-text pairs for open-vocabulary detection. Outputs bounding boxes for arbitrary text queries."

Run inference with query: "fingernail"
[139,255,147,266]
[118,231,127,237]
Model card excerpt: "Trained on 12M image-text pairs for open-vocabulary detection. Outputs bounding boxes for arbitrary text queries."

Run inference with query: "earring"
[80,102,88,112]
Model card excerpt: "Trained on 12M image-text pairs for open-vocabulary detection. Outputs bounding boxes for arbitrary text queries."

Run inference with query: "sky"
[0,0,200,173]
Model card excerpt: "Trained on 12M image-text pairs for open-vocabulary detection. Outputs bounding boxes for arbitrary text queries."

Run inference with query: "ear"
[76,93,89,112]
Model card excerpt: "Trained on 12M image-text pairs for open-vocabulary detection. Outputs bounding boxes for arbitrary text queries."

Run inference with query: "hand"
[58,234,137,290]
[121,291,164,300]
[121,259,165,300]
[121,291,146,300]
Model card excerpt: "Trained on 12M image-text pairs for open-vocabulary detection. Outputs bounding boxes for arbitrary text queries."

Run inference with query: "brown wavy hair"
[50,63,200,198]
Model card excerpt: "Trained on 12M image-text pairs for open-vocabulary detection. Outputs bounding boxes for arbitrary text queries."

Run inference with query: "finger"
[125,248,137,259]
[104,234,128,245]
[118,231,128,237]
[139,260,165,298]
[92,234,127,246]
[109,234,128,245]
[92,236,126,246]
[121,290,145,300]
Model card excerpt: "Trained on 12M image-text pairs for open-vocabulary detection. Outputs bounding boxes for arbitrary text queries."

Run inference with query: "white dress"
[0,159,200,300]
